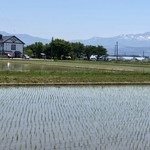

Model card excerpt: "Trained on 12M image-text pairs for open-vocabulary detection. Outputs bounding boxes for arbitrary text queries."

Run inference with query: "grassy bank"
[0,59,150,85]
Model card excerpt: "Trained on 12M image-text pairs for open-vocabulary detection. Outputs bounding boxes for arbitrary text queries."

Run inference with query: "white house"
[0,34,25,57]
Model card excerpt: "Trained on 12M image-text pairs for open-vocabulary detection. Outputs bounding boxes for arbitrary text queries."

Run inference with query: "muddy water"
[0,86,150,150]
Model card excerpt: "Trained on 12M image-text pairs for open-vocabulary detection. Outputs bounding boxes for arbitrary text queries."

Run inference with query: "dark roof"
[2,36,12,42]
[0,35,25,44]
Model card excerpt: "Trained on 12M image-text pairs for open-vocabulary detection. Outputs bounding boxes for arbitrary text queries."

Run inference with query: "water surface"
[0,86,150,150]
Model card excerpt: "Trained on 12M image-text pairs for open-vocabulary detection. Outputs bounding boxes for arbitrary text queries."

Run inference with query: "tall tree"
[95,45,107,57]
[52,39,72,59]
[34,42,44,58]
[24,38,107,60]
[71,42,84,59]
[43,43,51,58]
[84,45,96,60]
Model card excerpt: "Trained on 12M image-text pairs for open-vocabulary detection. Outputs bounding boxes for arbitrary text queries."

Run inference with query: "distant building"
[90,55,97,61]
[0,34,25,57]
[106,55,148,62]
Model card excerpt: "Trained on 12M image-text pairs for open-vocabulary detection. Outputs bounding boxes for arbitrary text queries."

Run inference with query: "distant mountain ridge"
[74,32,150,45]
[0,31,50,45]
[73,32,150,56]
[1,31,150,56]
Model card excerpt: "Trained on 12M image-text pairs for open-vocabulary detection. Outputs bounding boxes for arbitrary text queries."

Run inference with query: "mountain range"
[73,32,150,56]
[1,31,150,56]
[0,31,50,45]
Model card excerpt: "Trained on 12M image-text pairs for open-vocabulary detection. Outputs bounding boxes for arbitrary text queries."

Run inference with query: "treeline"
[24,38,107,60]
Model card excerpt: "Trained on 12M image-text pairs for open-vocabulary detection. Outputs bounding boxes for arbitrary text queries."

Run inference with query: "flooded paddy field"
[1,60,150,72]
[0,86,150,150]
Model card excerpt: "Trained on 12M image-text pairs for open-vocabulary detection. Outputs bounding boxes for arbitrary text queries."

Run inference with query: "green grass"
[0,59,150,85]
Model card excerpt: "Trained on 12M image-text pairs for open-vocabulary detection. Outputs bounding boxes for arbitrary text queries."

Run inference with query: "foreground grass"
[0,70,150,85]
[0,59,150,85]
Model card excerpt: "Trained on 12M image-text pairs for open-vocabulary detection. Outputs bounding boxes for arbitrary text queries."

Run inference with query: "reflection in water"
[0,62,24,71]
[7,62,10,68]
[0,62,45,71]
[0,62,76,72]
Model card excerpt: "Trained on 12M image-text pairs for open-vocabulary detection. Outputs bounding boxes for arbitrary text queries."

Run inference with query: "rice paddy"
[0,86,150,150]
[0,60,150,84]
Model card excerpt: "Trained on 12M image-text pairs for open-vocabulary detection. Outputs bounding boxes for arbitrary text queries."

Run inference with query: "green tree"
[24,38,107,60]
[25,42,44,58]
[84,45,96,60]
[43,43,51,58]
[70,42,84,59]
[52,39,72,59]
[95,45,107,57]
[23,47,33,57]
[84,45,107,60]
[34,42,44,58]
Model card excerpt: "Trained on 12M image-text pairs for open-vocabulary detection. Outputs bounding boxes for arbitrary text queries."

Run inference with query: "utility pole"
[143,51,144,57]
[51,37,54,59]
[0,45,3,58]
[116,41,118,61]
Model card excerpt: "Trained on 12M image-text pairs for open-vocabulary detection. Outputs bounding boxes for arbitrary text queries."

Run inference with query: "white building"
[106,55,148,62]
[90,55,97,61]
[0,34,25,57]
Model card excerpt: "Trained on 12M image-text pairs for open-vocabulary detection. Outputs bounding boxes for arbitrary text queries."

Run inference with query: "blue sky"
[0,0,150,40]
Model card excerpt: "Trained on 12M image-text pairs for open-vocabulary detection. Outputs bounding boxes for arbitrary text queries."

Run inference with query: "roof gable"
[2,36,25,44]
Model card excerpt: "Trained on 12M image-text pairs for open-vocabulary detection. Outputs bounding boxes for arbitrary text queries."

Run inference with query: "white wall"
[4,43,24,53]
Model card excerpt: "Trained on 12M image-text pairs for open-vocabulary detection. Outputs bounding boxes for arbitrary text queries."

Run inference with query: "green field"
[0,59,150,85]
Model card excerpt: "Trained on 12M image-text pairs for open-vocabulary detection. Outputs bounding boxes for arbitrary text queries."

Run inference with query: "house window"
[11,44,16,50]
